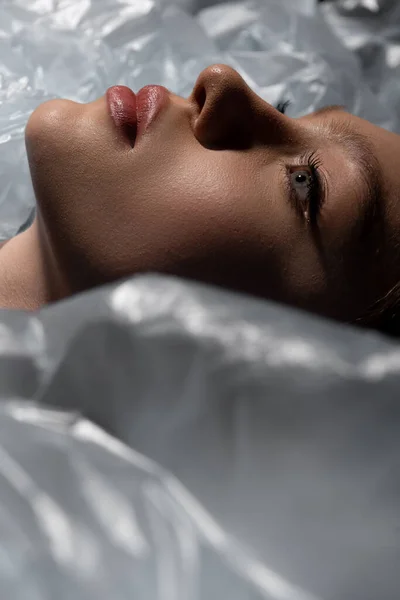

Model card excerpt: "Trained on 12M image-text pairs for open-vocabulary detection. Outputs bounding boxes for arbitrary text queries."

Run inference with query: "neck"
[0,218,68,310]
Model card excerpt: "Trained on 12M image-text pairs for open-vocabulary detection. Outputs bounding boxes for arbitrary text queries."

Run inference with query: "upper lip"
[135,85,170,142]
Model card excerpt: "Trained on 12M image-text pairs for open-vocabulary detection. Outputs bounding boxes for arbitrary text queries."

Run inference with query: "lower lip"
[106,84,168,147]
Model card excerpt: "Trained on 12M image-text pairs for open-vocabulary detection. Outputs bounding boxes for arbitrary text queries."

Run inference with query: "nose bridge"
[192,64,295,150]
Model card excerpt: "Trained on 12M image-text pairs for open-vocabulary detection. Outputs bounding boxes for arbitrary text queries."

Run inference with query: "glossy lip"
[106,85,137,147]
[106,84,169,147]
[136,85,169,141]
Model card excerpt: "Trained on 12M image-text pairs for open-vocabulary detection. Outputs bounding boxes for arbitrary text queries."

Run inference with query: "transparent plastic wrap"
[1,1,400,599]
[321,0,400,131]
[1,0,400,238]
[1,273,400,600]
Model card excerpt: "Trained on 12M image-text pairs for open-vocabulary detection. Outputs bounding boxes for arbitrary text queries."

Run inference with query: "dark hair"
[354,281,400,337]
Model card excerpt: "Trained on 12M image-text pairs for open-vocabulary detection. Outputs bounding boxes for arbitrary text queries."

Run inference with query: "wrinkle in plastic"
[0,273,400,599]
[1,0,400,238]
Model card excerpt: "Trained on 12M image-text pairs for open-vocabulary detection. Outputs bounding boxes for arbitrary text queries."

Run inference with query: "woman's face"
[25,64,400,321]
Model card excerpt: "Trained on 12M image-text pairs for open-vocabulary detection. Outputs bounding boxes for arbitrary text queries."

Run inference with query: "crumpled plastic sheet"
[1,273,400,600]
[321,0,400,128]
[1,0,400,239]
[1,1,400,599]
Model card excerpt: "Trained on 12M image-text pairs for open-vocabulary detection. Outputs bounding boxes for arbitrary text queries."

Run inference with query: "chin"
[26,99,78,145]
[24,98,90,215]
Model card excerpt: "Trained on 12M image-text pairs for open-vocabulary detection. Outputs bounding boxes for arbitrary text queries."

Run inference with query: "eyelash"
[276,99,291,114]
[275,100,324,223]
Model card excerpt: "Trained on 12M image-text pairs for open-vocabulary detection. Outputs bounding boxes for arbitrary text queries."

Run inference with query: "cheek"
[25,102,143,286]
[135,151,299,297]
[117,144,319,304]
[141,152,256,245]
[26,106,323,305]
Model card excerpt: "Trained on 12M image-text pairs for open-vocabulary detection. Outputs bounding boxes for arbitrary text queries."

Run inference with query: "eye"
[290,169,313,204]
[288,162,323,224]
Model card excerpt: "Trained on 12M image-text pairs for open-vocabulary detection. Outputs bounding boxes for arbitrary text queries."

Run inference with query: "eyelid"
[296,151,328,203]
[311,158,328,217]
[283,151,328,223]
[284,165,311,220]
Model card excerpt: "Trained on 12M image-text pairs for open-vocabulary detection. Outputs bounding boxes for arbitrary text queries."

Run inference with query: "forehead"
[304,108,400,211]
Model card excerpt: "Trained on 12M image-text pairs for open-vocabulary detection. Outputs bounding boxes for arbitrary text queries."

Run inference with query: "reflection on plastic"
[1,0,400,237]
[0,273,399,599]
[0,397,320,600]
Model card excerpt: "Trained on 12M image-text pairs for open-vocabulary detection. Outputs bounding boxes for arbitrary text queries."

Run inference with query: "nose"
[190,64,291,150]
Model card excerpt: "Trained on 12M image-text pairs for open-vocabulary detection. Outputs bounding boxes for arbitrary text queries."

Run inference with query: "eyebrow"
[312,104,347,118]
[319,111,385,241]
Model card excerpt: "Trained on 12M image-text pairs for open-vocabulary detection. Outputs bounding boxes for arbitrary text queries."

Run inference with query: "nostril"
[191,64,258,150]
[194,84,207,114]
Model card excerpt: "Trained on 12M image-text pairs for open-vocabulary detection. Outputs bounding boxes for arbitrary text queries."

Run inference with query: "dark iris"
[296,174,307,183]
